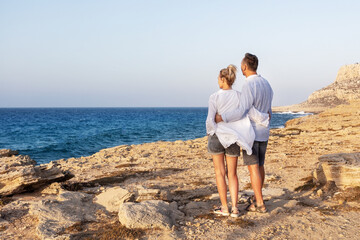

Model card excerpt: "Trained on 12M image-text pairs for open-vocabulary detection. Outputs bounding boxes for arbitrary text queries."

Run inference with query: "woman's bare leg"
[212,154,228,210]
[225,155,238,209]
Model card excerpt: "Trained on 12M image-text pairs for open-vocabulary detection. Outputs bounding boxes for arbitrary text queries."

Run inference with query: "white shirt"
[222,75,273,141]
[206,89,269,155]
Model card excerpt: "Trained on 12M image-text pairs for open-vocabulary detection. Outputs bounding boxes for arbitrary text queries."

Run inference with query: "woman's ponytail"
[219,64,237,86]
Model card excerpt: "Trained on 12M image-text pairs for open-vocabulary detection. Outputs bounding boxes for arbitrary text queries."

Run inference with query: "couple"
[206,53,273,218]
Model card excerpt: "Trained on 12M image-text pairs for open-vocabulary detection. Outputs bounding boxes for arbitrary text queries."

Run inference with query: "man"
[215,53,273,212]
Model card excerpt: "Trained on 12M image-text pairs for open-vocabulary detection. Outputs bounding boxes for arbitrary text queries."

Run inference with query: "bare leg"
[225,155,238,209]
[248,164,264,206]
[259,165,265,188]
[213,154,228,210]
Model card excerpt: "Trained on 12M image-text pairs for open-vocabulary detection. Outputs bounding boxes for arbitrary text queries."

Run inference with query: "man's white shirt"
[222,75,273,141]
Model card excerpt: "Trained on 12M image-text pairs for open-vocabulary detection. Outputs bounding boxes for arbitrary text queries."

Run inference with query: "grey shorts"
[207,134,240,157]
[242,141,268,166]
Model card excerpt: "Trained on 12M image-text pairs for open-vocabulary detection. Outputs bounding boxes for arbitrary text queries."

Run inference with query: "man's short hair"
[243,53,258,71]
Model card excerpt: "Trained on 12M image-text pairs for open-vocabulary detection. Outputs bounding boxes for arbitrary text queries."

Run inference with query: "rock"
[29,191,99,239]
[0,149,19,158]
[313,152,360,189]
[0,218,9,228]
[118,200,184,230]
[136,188,160,201]
[94,186,133,212]
[316,189,323,197]
[0,155,67,196]
[238,194,250,204]
[273,63,360,112]
[41,182,64,195]
[136,188,172,202]
[184,201,210,217]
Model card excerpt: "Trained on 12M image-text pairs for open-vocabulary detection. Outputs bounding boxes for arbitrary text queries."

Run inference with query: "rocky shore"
[1,99,359,239]
[1,64,360,239]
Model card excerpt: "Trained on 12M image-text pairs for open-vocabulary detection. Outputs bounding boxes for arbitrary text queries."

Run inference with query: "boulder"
[118,200,184,230]
[0,155,67,196]
[0,149,19,158]
[94,186,134,212]
[313,152,360,189]
[30,191,99,239]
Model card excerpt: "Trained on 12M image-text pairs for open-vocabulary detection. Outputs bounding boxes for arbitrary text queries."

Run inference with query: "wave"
[276,111,312,115]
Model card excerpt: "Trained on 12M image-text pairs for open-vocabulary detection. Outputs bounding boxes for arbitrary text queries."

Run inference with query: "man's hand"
[268,111,272,121]
[215,113,223,123]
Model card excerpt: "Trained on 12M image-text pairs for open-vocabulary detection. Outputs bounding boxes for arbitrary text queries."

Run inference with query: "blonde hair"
[219,64,237,86]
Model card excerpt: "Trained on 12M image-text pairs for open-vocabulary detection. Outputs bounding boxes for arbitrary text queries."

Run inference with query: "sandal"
[247,195,256,204]
[230,207,239,218]
[245,202,256,212]
[245,203,267,213]
[213,206,230,216]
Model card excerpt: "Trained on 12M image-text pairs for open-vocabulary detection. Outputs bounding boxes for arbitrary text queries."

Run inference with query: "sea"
[0,108,311,164]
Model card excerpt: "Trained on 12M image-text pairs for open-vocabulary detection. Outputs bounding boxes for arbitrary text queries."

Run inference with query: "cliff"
[273,63,360,113]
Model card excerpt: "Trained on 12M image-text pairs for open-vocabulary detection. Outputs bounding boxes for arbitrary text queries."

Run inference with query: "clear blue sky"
[1,0,359,107]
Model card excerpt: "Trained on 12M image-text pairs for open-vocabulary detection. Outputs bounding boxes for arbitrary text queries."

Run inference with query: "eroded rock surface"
[274,63,360,112]
[0,154,66,196]
[29,191,99,239]
[94,186,133,212]
[118,200,184,230]
[0,149,19,158]
[314,152,360,189]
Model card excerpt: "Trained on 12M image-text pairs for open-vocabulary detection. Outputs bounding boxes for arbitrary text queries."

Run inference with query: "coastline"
[1,100,359,239]
[272,104,326,114]
[0,109,305,164]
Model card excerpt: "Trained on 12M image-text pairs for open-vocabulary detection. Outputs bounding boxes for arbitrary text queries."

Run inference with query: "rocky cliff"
[273,63,360,112]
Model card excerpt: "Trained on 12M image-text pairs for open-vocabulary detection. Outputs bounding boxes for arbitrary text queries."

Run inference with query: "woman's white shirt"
[206,89,269,155]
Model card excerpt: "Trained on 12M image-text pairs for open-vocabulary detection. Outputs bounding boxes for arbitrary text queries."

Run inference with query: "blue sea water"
[0,108,310,164]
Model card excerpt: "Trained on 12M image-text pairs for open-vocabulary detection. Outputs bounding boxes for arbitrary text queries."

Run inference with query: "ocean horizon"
[0,107,311,164]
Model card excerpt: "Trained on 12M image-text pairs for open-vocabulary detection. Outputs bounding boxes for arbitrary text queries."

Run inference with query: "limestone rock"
[0,155,67,196]
[118,200,184,230]
[136,188,172,202]
[0,149,19,158]
[94,186,133,212]
[273,63,360,112]
[313,152,360,189]
[41,182,64,195]
[30,191,99,239]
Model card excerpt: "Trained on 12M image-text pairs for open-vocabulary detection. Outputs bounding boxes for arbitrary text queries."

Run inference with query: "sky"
[1,0,359,107]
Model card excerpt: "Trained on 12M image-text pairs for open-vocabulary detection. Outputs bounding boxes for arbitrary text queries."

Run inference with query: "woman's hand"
[215,113,223,123]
